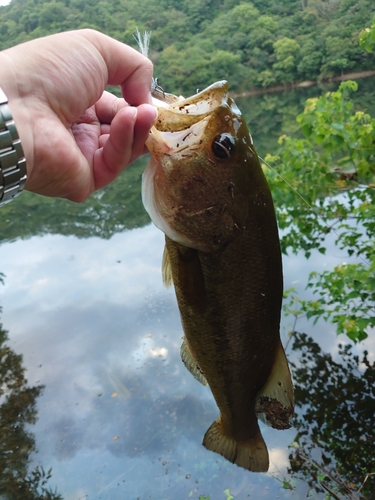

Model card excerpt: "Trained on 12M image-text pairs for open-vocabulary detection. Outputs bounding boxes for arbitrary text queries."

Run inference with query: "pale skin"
[0,29,157,202]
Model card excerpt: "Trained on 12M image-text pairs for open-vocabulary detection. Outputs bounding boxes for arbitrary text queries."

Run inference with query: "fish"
[141,78,294,472]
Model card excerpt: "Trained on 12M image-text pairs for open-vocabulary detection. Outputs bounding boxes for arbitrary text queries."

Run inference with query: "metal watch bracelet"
[0,87,27,206]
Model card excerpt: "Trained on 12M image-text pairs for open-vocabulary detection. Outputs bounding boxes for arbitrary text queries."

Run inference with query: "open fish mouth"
[151,80,229,121]
[146,118,210,163]
[146,80,241,160]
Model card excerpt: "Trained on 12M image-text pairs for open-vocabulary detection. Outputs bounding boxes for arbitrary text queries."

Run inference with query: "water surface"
[0,80,374,499]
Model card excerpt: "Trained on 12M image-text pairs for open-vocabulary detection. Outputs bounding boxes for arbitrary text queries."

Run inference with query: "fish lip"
[150,80,229,133]
[174,80,229,109]
[152,80,229,111]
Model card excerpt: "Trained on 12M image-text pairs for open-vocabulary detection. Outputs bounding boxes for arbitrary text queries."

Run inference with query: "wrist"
[0,87,27,205]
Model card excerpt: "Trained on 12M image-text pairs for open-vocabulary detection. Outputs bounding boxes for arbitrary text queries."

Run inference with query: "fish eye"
[212,134,234,160]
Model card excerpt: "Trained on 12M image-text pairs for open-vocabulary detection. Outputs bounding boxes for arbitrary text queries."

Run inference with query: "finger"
[80,29,154,106]
[128,103,157,163]
[106,104,156,169]
[98,134,149,155]
[94,106,136,189]
[95,91,126,124]
[93,104,156,189]
[99,133,109,148]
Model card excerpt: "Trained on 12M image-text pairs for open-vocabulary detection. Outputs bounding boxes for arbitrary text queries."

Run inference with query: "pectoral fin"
[255,340,294,430]
[180,336,208,386]
[162,243,173,288]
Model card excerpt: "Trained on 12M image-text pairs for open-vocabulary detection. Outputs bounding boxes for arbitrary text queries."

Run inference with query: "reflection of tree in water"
[289,332,375,498]
[0,320,62,499]
[0,156,149,243]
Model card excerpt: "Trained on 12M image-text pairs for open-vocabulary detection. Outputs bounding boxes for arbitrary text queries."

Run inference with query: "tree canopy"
[266,18,375,343]
[0,0,374,95]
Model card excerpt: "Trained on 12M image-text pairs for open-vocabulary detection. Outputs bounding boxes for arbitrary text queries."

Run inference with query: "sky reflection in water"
[0,221,373,499]
[0,227,286,499]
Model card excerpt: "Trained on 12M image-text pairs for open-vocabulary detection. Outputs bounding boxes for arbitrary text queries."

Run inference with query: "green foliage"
[285,259,375,342]
[0,0,375,94]
[360,15,375,52]
[273,38,301,83]
[197,490,234,500]
[223,488,234,500]
[268,80,375,341]
[297,38,323,79]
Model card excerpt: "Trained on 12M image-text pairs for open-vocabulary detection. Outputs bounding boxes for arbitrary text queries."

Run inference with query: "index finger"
[78,29,154,106]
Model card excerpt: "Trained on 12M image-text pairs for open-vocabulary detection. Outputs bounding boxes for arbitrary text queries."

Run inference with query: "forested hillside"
[0,0,374,94]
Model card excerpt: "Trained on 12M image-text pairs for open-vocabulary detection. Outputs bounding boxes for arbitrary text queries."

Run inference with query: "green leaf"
[282,480,294,490]
[224,488,234,500]
[331,122,345,131]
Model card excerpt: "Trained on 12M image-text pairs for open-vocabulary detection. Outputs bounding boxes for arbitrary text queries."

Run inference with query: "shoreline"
[233,70,375,98]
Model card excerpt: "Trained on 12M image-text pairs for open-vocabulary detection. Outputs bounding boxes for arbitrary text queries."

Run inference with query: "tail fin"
[202,418,269,472]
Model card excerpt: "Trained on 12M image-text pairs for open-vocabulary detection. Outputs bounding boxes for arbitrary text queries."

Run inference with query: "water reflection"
[2,266,373,500]
[289,332,375,499]
[0,80,374,498]
[0,321,62,499]
[0,229,296,499]
[236,75,375,159]
[0,156,149,244]
[1,224,373,499]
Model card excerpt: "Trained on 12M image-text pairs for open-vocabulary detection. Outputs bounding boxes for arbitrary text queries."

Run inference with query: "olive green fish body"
[166,165,282,424]
[143,81,294,472]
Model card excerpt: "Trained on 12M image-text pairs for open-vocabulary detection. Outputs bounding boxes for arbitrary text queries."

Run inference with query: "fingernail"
[150,106,158,122]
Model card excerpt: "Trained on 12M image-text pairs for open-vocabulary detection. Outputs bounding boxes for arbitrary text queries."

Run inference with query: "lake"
[0,78,374,500]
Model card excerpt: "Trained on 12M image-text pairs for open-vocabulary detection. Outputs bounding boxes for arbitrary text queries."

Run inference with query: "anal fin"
[162,243,173,288]
[180,336,207,386]
[203,418,269,472]
[256,340,294,430]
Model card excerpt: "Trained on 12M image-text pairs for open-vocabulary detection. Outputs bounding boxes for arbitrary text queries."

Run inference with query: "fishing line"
[258,154,321,217]
[134,29,371,269]
[258,154,371,268]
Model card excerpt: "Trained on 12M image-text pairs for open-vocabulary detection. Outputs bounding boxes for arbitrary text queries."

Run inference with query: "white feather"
[133,29,151,58]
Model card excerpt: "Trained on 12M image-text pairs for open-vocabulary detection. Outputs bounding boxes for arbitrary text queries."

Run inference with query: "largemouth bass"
[142,80,294,472]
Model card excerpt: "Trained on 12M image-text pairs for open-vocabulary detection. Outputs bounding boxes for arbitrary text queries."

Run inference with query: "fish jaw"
[143,81,257,253]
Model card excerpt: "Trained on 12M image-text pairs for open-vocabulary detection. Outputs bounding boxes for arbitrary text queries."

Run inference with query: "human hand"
[0,29,156,202]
